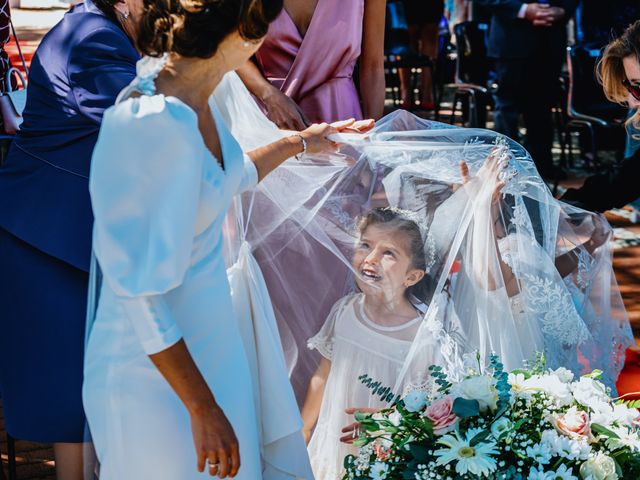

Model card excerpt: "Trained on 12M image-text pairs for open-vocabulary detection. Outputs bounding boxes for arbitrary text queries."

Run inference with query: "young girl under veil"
[302,207,433,480]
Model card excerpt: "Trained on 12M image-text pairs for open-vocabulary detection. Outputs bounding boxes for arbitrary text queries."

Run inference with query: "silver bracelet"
[292,133,307,160]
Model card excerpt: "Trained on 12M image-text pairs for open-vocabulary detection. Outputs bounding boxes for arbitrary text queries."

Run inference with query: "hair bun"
[137,0,283,58]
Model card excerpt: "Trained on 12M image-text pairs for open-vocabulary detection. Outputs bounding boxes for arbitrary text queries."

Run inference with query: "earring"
[118,10,129,20]
[243,41,251,48]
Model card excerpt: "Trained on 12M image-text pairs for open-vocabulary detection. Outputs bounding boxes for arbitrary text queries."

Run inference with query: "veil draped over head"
[213,72,632,401]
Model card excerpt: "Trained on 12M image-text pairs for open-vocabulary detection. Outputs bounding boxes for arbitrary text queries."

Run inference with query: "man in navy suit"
[0,0,138,475]
[475,0,579,179]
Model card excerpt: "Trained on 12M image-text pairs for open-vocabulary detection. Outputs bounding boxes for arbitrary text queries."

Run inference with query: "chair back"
[566,43,626,121]
[453,21,491,86]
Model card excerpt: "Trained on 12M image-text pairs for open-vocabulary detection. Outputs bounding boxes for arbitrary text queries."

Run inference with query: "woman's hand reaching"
[299,123,340,154]
[262,87,311,130]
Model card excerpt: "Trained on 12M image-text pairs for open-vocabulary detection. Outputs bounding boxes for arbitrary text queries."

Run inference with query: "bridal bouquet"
[343,355,640,480]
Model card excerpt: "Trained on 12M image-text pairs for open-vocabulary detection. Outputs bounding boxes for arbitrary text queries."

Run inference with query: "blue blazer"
[0,0,138,272]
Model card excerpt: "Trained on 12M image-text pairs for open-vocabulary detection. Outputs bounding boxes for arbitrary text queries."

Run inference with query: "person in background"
[237,0,386,129]
[575,0,640,45]
[0,1,139,478]
[0,0,14,134]
[562,20,640,212]
[475,0,579,180]
[398,0,445,110]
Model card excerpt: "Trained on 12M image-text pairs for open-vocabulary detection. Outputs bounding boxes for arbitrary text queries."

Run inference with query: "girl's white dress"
[83,68,262,478]
[307,293,421,480]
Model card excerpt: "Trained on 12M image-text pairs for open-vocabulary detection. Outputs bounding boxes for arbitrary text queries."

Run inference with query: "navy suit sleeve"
[558,0,579,18]
[561,151,640,212]
[474,0,524,18]
[67,27,138,125]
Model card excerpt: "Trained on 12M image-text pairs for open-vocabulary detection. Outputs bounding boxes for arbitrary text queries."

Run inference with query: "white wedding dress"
[83,57,309,479]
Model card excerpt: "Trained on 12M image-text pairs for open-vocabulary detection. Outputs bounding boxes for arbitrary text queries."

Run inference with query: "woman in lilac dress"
[237,0,386,129]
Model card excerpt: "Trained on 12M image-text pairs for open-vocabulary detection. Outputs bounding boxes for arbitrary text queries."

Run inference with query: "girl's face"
[352,225,425,301]
[623,55,640,110]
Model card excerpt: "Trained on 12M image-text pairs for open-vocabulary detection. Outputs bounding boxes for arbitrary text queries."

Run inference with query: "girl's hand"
[339,407,380,444]
[459,146,509,203]
[262,87,310,131]
[190,403,240,478]
[299,123,340,154]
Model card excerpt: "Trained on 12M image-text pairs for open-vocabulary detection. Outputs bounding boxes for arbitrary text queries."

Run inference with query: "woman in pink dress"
[237,0,386,129]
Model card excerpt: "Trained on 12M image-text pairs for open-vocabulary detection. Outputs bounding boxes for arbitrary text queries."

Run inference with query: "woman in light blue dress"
[82,1,340,478]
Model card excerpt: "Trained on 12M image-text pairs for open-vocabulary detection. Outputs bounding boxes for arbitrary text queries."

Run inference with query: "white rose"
[370,461,390,480]
[552,367,575,383]
[403,390,428,413]
[490,417,512,439]
[579,453,618,480]
[450,375,498,412]
[526,374,573,406]
[572,377,609,410]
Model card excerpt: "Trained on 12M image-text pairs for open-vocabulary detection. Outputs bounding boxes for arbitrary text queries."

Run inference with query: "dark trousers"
[492,53,563,174]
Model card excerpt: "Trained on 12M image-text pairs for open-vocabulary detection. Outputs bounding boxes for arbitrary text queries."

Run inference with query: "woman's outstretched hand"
[299,122,340,154]
[191,403,240,478]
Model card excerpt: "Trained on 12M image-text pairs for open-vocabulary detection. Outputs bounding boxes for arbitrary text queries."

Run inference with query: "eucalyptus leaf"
[452,397,480,418]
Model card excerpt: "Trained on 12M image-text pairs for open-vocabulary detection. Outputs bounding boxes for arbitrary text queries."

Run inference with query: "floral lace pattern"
[576,248,595,291]
[522,273,589,346]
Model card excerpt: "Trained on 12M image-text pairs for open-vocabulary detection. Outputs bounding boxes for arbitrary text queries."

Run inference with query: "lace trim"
[116,54,168,104]
[307,336,333,360]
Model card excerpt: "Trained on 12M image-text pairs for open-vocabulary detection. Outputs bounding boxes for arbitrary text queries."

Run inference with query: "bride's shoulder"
[103,95,198,144]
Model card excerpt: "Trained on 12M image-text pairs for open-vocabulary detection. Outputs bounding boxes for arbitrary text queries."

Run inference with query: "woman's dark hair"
[597,19,640,126]
[138,0,283,58]
[356,207,431,305]
[93,0,119,22]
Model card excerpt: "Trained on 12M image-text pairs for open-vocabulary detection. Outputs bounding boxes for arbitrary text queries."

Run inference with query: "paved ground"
[2,8,640,479]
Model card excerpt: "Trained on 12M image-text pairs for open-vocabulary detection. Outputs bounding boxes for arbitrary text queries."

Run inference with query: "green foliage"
[452,397,480,418]
[358,373,398,404]
[490,353,512,411]
[429,365,452,392]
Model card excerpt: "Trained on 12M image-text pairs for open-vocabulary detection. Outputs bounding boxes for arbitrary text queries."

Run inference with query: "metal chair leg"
[6,435,15,480]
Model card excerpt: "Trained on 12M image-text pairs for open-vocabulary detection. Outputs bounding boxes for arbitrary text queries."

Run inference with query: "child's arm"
[300,357,332,444]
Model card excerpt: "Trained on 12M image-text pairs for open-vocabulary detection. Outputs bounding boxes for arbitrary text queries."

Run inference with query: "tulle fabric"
[215,71,632,399]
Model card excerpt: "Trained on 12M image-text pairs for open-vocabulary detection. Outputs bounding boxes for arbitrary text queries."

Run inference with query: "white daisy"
[527,466,553,480]
[434,428,499,477]
[550,464,578,480]
[526,442,552,465]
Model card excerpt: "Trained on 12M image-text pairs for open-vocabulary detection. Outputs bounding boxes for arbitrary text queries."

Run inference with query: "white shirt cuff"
[518,3,528,18]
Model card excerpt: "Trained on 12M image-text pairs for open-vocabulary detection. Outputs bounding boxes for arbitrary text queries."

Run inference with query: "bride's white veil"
[213,71,632,400]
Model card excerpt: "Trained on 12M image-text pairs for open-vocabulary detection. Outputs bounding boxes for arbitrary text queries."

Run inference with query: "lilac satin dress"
[255,0,364,123]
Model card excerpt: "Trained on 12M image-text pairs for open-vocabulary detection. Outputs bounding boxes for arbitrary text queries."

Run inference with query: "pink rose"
[374,443,391,461]
[424,396,458,435]
[554,408,592,440]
